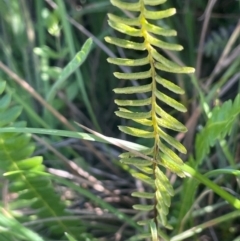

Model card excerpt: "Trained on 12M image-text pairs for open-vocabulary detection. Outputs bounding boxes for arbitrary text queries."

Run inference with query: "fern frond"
[105,0,194,239]
[204,26,233,59]
[0,81,87,240]
[196,94,240,165]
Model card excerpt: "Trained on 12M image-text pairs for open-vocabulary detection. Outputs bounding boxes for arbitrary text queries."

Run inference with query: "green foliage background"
[0,0,240,240]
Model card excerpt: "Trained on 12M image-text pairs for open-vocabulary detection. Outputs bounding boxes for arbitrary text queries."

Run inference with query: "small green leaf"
[111,0,140,11]
[114,70,151,80]
[146,22,176,36]
[156,116,187,132]
[148,34,183,51]
[156,199,169,216]
[137,219,152,226]
[114,83,152,94]
[144,8,176,20]
[155,62,195,74]
[150,220,158,241]
[155,167,174,196]
[156,75,184,95]
[17,157,43,170]
[133,204,154,211]
[144,0,167,6]
[132,173,155,186]
[152,48,195,74]
[132,191,155,199]
[160,155,186,178]
[155,180,171,207]
[135,166,153,174]
[105,36,145,50]
[108,20,142,37]
[0,93,11,110]
[0,81,6,94]
[0,106,22,127]
[115,97,151,106]
[120,158,152,166]
[115,110,151,120]
[158,141,184,165]
[155,104,187,131]
[158,211,168,226]
[158,128,187,154]
[133,118,153,126]
[119,126,154,138]
[108,13,139,26]
[119,148,153,158]
[155,90,187,112]
[107,56,149,66]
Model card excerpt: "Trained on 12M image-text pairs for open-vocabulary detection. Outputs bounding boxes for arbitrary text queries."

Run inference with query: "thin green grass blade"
[47,38,93,103]
[171,210,240,241]
[56,0,99,130]
[0,213,44,241]
[205,169,240,177]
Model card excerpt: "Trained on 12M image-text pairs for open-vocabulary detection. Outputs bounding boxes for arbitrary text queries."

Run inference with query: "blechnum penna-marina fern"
[105,0,195,239]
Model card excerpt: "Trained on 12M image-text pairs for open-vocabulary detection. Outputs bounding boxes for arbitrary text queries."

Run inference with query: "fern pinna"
[105,0,195,239]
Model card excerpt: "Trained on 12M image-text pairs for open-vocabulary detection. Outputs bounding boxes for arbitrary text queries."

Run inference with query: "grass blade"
[47,38,93,103]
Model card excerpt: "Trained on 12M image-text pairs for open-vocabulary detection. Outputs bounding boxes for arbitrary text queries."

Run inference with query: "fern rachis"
[105,0,195,239]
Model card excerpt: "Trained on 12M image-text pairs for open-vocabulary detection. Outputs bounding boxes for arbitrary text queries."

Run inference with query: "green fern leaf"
[105,36,146,50]
[119,126,154,138]
[158,128,187,153]
[156,75,184,94]
[105,0,195,238]
[115,97,152,106]
[133,204,154,211]
[196,94,240,165]
[121,158,152,166]
[132,173,155,186]
[143,8,176,20]
[132,192,155,199]
[158,142,184,164]
[155,104,187,131]
[108,20,142,37]
[135,166,153,174]
[116,109,151,119]
[114,83,152,94]
[114,70,151,79]
[111,0,141,11]
[0,81,88,239]
[150,221,158,241]
[144,0,167,6]
[107,56,149,66]
[108,13,139,26]
[155,90,187,112]
[146,22,176,36]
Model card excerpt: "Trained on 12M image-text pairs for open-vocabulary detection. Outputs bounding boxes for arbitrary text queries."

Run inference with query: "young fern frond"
[105,0,195,238]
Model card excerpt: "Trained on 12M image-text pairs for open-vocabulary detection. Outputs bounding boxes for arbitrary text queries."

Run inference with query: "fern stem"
[182,164,240,210]
[139,0,161,229]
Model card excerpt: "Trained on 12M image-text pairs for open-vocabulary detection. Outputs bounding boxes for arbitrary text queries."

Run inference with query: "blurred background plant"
[0,0,240,240]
